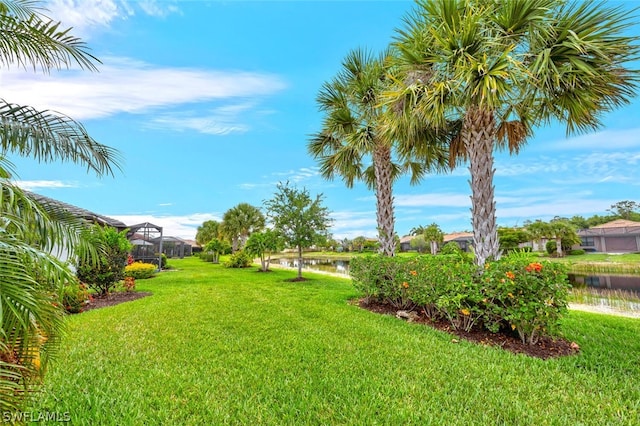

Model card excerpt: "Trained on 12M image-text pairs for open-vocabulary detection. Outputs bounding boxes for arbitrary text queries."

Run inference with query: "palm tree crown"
[309,48,448,256]
[390,0,639,267]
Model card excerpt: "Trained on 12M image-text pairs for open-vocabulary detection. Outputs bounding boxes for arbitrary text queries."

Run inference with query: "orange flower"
[525,262,543,272]
[410,270,417,276]
[505,271,515,280]
[402,282,409,289]
[460,308,470,316]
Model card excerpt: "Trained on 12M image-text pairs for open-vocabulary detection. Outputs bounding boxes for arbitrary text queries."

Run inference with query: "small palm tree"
[423,222,444,255]
[0,0,121,409]
[221,203,265,252]
[309,48,448,256]
[389,0,639,268]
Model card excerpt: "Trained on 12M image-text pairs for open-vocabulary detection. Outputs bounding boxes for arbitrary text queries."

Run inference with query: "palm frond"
[0,100,122,177]
[0,4,99,72]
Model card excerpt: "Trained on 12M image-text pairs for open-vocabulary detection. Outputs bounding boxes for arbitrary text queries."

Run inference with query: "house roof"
[579,219,640,236]
[591,219,640,229]
[29,192,127,229]
[443,232,474,242]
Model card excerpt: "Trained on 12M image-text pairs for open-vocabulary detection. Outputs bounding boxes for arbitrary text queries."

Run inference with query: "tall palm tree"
[308,48,448,256]
[221,203,265,252]
[0,0,121,410]
[389,0,639,268]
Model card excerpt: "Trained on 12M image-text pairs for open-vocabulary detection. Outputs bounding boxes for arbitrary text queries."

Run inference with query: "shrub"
[122,276,136,292]
[61,281,91,314]
[350,252,570,344]
[224,250,252,268]
[440,241,463,255]
[125,262,157,279]
[569,249,586,256]
[481,255,569,344]
[545,240,557,255]
[76,226,132,296]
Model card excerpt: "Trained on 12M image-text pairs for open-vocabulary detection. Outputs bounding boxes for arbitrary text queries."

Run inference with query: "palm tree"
[195,220,222,247]
[221,203,265,252]
[389,0,639,268]
[409,225,427,236]
[423,222,444,255]
[0,0,121,409]
[308,48,448,256]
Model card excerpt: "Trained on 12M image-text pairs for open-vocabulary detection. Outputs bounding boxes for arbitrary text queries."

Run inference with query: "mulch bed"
[358,299,580,360]
[82,291,152,312]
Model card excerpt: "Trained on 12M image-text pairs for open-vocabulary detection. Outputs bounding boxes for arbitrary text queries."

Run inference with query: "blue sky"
[7,0,640,241]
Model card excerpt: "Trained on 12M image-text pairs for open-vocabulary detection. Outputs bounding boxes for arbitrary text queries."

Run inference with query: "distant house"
[577,219,640,253]
[399,231,474,253]
[399,235,414,252]
[443,232,474,252]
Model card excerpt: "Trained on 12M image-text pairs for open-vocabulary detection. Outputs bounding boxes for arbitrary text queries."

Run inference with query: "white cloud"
[329,210,377,239]
[108,212,221,240]
[0,57,287,121]
[542,128,640,151]
[13,180,80,190]
[44,0,179,38]
[149,103,255,135]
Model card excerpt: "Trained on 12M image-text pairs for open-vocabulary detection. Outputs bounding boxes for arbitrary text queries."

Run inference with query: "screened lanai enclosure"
[152,236,191,258]
[128,222,163,267]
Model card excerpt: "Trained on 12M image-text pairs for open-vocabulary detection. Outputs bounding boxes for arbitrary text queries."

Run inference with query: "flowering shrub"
[350,253,570,344]
[61,281,91,313]
[124,262,157,279]
[482,257,569,344]
[350,256,413,308]
[123,276,136,292]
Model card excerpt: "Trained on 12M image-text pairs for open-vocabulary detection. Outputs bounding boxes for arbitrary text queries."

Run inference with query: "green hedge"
[350,253,569,345]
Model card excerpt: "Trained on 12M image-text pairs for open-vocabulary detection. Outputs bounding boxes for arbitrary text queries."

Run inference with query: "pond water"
[568,273,640,294]
[274,258,350,276]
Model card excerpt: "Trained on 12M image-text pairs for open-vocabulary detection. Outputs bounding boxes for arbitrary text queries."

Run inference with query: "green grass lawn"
[31,257,640,425]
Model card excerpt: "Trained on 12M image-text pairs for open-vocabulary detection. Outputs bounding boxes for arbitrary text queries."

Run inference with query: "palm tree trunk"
[373,143,396,257]
[556,237,563,257]
[463,107,500,269]
[430,240,438,255]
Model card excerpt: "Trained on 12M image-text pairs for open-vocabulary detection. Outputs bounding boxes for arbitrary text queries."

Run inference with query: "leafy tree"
[423,223,444,255]
[568,215,589,230]
[203,238,230,264]
[196,220,222,247]
[308,48,447,257]
[352,236,367,253]
[0,0,121,410]
[264,182,332,280]
[410,235,428,253]
[75,226,132,296]
[390,0,639,268]
[498,227,531,253]
[607,200,640,220]
[221,203,265,253]
[245,230,284,272]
